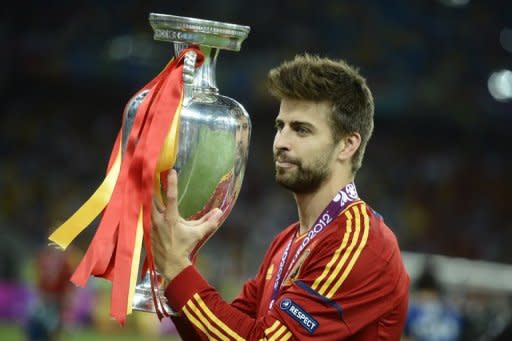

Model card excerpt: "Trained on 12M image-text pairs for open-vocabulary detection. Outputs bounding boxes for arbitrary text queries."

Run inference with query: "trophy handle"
[182,50,197,107]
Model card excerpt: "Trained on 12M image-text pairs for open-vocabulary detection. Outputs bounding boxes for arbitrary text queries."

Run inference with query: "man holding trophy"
[49,13,409,340]
[152,54,410,339]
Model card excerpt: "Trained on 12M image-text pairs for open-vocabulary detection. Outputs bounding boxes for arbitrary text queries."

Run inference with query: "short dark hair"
[267,54,374,173]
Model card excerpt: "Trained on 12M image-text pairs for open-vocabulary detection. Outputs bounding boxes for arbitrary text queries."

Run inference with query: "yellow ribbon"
[48,147,122,250]
[49,85,183,316]
[154,96,182,206]
[127,208,144,314]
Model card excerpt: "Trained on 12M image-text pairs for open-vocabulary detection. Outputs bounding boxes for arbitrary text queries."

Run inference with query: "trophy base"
[131,272,178,316]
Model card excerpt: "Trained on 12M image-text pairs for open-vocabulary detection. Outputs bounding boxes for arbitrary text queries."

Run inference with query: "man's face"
[273,99,338,194]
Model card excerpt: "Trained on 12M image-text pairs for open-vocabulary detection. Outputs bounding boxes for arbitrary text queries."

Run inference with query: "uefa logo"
[280,298,292,310]
[346,183,358,199]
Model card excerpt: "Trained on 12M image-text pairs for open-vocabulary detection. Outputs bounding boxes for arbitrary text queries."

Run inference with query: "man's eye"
[297,127,309,135]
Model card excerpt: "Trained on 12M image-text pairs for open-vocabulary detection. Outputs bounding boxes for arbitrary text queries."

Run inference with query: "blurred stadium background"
[1,0,511,340]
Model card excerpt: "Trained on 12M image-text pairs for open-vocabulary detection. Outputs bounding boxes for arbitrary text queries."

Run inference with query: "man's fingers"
[153,195,165,214]
[164,169,180,223]
[151,208,161,230]
[188,208,220,226]
[196,208,223,237]
[151,196,164,227]
[197,208,223,224]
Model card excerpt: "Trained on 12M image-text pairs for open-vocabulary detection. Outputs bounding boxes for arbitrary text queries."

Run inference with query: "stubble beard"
[274,153,333,194]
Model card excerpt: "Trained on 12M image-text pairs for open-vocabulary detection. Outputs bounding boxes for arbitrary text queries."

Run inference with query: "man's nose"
[273,128,291,151]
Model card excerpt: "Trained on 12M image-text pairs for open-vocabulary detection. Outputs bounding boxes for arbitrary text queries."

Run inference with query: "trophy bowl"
[127,13,251,315]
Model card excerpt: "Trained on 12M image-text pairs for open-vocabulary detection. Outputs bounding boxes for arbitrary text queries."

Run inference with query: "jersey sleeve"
[166,232,282,339]
[230,274,261,318]
[170,315,203,340]
[164,203,409,340]
[169,271,262,339]
[165,265,302,340]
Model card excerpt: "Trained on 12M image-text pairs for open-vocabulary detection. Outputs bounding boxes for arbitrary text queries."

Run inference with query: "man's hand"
[151,169,223,281]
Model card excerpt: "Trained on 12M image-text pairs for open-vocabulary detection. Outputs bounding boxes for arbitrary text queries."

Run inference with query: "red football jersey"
[165,200,409,340]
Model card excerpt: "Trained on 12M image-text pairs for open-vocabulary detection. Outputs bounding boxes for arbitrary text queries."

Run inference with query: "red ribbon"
[70,47,204,325]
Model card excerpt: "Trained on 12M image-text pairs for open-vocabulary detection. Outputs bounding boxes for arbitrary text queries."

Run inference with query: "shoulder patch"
[279,298,319,334]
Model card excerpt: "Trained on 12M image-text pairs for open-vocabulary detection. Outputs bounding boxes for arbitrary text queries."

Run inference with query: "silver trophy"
[127,14,251,315]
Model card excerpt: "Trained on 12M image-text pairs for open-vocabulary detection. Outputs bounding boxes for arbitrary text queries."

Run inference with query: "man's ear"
[336,132,361,162]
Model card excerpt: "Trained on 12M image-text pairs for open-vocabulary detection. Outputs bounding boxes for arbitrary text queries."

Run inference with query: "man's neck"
[294,175,354,235]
